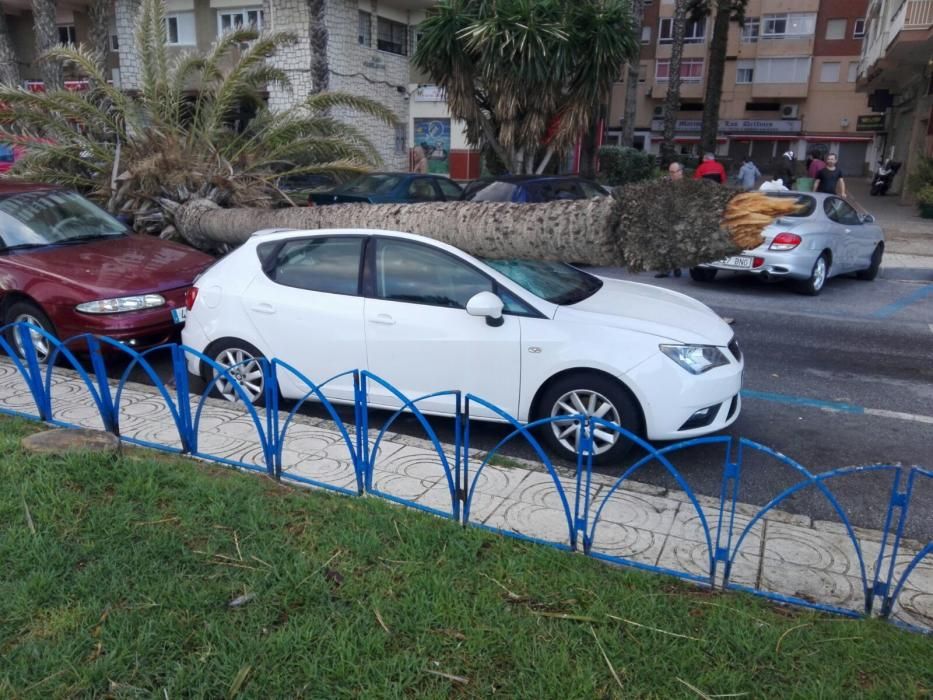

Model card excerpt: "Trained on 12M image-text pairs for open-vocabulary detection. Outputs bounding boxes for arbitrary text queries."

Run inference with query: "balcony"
[858,0,933,86]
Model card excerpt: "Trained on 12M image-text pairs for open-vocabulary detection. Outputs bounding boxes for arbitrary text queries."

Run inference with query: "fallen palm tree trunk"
[173,180,799,270]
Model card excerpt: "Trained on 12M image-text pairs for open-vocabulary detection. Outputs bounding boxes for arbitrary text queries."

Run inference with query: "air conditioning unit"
[780,104,800,119]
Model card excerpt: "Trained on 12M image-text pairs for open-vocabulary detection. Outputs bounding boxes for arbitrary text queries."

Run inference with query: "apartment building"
[608,0,874,175]
[857,0,933,198]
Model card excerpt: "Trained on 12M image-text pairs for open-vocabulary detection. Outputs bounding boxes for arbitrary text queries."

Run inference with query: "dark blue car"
[308,172,463,205]
[461,175,611,203]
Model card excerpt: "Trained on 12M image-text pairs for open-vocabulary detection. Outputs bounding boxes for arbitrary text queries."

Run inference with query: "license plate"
[171,307,187,324]
[719,255,753,269]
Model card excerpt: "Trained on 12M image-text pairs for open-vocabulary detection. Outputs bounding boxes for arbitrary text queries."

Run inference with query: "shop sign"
[412,118,451,175]
[414,85,446,102]
[650,118,801,132]
[856,114,886,131]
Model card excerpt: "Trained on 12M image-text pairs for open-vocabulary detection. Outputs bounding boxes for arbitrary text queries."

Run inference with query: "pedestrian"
[411,142,429,174]
[806,149,826,179]
[778,150,796,190]
[736,157,761,191]
[812,152,847,198]
[656,162,685,278]
[693,152,727,184]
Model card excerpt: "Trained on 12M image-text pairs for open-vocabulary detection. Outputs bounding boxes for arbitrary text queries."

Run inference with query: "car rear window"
[465,181,519,202]
[344,175,402,195]
[765,192,816,217]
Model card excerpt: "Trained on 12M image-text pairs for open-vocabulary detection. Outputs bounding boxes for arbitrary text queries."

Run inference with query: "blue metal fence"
[0,322,929,633]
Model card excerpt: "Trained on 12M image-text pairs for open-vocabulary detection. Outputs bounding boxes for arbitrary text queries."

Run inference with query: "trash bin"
[796,177,813,192]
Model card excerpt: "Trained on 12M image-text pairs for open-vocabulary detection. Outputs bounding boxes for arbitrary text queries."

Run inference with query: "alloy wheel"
[13,313,51,363]
[549,388,622,455]
[812,257,827,291]
[213,347,264,404]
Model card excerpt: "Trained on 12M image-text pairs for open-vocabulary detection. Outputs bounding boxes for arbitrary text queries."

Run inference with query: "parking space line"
[871,284,933,319]
[741,389,933,425]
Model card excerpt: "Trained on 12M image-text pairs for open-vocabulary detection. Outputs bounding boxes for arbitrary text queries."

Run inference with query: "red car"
[0,183,214,360]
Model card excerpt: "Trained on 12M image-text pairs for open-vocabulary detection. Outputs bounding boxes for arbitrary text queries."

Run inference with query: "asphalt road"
[119,264,933,540]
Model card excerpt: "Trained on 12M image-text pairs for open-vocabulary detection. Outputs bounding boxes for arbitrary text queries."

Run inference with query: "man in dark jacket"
[778,151,796,190]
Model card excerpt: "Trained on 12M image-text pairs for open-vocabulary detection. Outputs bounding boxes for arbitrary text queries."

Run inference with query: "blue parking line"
[740,389,865,414]
[871,284,933,319]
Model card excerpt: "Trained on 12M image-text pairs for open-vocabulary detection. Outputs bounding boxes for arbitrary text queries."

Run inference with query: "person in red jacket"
[693,152,727,184]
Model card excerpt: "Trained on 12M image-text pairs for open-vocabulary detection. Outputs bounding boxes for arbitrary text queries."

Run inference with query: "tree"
[0,9,21,86]
[0,0,395,237]
[31,0,62,90]
[413,0,637,175]
[691,0,748,155]
[308,0,328,94]
[660,0,688,165]
[87,0,113,77]
[172,182,799,272]
[621,0,645,148]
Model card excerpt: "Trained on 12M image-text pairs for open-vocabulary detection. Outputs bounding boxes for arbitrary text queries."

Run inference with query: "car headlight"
[659,344,730,374]
[76,294,166,314]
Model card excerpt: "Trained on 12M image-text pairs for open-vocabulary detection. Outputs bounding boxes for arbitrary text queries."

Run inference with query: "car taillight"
[185,286,199,311]
[769,232,802,251]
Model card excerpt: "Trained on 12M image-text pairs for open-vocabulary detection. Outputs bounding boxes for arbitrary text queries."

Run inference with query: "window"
[167,13,196,45]
[847,61,858,83]
[762,13,816,38]
[659,17,705,44]
[823,198,860,225]
[753,57,811,83]
[407,178,441,201]
[638,63,647,82]
[58,25,76,45]
[394,124,406,155]
[377,16,408,56]
[218,7,264,34]
[641,25,651,44]
[742,17,759,42]
[819,62,840,82]
[736,59,754,84]
[579,181,608,198]
[655,58,704,82]
[375,239,492,309]
[110,34,119,51]
[825,19,846,40]
[436,178,463,200]
[261,237,363,296]
[358,10,371,46]
[853,18,865,37]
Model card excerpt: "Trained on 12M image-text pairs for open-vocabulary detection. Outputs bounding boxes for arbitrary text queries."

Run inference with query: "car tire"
[689,267,718,283]
[796,253,829,296]
[4,301,56,363]
[536,372,643,466]
[856,243,883,281]
[201,338,267,406]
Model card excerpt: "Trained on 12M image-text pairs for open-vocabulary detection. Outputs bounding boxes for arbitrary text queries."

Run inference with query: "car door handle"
[251,302,276,315]
[369,313,395,325]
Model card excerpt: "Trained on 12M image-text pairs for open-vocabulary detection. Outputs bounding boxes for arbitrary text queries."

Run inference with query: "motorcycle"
[870,159,901,196]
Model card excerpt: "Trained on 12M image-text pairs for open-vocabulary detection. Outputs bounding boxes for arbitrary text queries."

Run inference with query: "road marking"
[871,284,933,319]
[741,389,933,425]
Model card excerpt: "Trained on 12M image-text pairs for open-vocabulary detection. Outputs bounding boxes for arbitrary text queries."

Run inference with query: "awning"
[728,134,799,141]
[803,134,874,142]
[650,136,729,143]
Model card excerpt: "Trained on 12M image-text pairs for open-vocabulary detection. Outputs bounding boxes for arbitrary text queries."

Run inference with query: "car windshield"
[484,259,603,305]
[765,192,816,217]
[0,190,126,249]
[343,174,402,195]
[467,181,518,202]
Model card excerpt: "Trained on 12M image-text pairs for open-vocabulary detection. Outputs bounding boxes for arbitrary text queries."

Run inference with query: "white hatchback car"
[182,228,744,464]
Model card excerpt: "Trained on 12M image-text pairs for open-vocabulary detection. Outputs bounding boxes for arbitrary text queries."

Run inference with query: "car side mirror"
[860,214,875,224]
[466,291,505,327]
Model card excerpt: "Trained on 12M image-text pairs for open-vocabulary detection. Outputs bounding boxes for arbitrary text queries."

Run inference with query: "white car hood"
[554,277,733,345]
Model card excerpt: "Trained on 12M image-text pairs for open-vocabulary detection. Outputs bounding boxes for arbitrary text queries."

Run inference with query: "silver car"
[690,192,884,295]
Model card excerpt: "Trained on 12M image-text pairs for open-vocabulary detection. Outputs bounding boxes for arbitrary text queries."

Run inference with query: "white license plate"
[171,307,187,324]
[719,255,753,269]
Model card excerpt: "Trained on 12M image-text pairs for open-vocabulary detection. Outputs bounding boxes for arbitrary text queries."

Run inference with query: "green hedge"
[598,146,658,186]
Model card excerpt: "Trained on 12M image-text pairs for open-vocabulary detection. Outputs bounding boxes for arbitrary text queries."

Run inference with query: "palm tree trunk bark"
[173,180,797,271]
[660,0,688,165]
[87,0,112,78]
[621,0,645,148]
[308,0,328,94]
[700,1,731,155]
[32,0,63,90]
[0,9,21,86]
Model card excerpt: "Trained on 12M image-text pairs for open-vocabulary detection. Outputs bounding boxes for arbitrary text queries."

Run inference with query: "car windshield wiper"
[57,233,124,245]
[2,242,50,252]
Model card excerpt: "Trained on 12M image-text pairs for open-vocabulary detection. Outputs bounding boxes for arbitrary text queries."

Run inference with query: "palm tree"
[413,0,637,175]
[0,9,21,86]
[691,0,748,155]
[0,0,395,238]
[621,0,645,148]
[308,0,328,94]
[31,0,62,90]
[88,0,113,77]
[660,0,689,164]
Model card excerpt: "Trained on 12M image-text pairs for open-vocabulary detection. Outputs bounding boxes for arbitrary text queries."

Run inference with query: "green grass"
[1,417,930,699]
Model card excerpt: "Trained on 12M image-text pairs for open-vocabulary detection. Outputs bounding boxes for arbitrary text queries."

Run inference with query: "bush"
[598,146,657,186]
[917,185,933,206]
[907,155,933,194]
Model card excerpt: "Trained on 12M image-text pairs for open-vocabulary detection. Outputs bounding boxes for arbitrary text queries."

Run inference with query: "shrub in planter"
[916,184,933,219]
[598,146,657,186]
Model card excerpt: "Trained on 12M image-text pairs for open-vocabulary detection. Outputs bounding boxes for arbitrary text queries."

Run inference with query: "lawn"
[0,417,930,699]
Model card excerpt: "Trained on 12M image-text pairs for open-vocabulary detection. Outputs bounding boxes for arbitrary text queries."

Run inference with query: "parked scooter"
[870,159,901,196]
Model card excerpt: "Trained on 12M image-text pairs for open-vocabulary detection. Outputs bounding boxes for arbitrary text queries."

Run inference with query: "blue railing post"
[18,324,52,421]
[452,391,462,521]
[171,344,196,454]
[86,336,117,435]
[357,371,369,494]
[718,438,742,587]
[264,359,279,479]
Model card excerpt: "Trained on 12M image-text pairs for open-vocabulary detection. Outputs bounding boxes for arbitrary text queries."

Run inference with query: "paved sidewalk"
[0,360,929,631]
